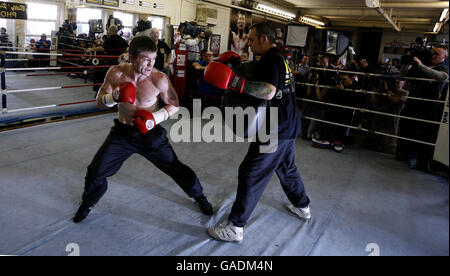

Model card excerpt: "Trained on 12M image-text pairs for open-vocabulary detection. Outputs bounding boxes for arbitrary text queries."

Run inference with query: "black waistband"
[114,119,137,132]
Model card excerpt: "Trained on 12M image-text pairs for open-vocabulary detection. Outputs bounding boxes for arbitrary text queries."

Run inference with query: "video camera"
[401,37,434,66]
[89,19,103,34]
[57,20,77,36]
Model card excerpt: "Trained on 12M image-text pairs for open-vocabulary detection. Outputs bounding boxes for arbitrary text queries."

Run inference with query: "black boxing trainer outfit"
[227,47,310,227]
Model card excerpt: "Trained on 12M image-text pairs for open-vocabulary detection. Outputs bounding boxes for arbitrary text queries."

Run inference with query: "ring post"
[1,51,7,114]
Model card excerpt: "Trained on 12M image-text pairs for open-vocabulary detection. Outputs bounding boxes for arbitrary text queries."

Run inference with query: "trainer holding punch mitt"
[204,22,312,243]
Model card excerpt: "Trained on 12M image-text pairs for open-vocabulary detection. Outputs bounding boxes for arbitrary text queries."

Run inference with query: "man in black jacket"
[87,25,129,93]
[206,22,311,243]
[398,45,448,172]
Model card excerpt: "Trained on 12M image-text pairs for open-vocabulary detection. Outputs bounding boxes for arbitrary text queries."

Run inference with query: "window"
[26,2,57,41]
[27,2,57,20]
[148,16,165,39]
[114,11,134,38]
[27,21,56,37]
[76,8,102,36]
[0,19,6,29]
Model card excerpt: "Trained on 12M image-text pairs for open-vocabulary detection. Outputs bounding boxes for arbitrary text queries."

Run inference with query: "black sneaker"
[194,195,213,216]
[73,202,94,223]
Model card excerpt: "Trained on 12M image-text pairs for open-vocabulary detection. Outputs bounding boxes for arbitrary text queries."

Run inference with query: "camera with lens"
[308,69,319,83]
[401,37,434,66]
[334,76,344,87]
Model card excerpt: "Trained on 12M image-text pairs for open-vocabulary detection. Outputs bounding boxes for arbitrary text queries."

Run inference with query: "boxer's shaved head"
[129,36,157,58]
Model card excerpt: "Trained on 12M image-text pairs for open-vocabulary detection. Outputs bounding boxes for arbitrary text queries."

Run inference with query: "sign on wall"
[103,0,119,7]
[84,0,119,7]
[0,1,27,20]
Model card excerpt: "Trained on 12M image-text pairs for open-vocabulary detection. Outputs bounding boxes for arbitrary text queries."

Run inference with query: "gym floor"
[0,112,448,256]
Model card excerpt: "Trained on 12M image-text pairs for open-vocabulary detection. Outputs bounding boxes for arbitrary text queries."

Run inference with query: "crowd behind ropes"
[1,18,448,174]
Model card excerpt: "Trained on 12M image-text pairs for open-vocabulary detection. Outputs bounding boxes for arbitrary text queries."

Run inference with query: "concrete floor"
[0,113,448,256]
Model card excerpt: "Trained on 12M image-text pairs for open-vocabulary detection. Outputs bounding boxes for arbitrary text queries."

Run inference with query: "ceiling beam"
[381,1,449,9]
[375,6,401,31]
[291,2,448,9]
[323,16,433,24]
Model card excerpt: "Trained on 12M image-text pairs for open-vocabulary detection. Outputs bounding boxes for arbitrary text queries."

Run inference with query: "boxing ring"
[0,43,448,256]
[0,45,120,128]
[0,113,448,256]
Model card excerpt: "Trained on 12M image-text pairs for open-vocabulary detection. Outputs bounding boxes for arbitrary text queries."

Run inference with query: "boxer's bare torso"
[96,51,179,125]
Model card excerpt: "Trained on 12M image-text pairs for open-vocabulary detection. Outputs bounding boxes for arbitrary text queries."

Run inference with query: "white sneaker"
[207,220,243,243]
[285,204,312,220]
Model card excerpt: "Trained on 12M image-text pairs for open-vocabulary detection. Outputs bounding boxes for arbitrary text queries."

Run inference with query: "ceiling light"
[256,4,296,19]
[440,8,448,22]
[299,16,325,27]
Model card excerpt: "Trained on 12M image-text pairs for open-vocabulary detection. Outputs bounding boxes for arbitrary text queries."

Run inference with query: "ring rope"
[297,97,442,125]
[4,51,120,58]
[7,99,96,113]
[8,83,103,94]
[303,115,436,147]
[307,66,449,84]
[5,65,112,71]
[297,82,446,104]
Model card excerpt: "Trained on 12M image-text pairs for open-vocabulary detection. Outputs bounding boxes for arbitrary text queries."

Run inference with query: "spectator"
[241,51,249,62]
[0,27,13,50]
[192,50,214,71]
[358,57,382,131]
[197,30,207,52]
[35,33,51,67]
[365,78,409,154]
[314,72,360,152]
[0,27,9,46]
[35,33,51,50]
[149,28,172,74]
[304,54,334,141]
[294,55,311,122]
[295,55,310,82]
[24,39,36,68]
[397,45,448,172]
[87,25,129,94]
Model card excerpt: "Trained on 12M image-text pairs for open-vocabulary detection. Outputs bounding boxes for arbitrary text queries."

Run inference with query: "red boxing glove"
[133,110,156,134]
[133,109,169,134]
[218,51,241,67]
[112,82,136,104]
[204,62,246,93]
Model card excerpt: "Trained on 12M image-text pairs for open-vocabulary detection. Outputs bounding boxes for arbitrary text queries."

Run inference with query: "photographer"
[56,21,77,51]
[397,45,448,171]
[87,25,129,93]
[303,55,334,141]
[315,72,360,152]
[365,78,409,155]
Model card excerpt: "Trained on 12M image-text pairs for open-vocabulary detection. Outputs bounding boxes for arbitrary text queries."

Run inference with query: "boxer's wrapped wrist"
[102,93,117,107]
[153,108,169,125]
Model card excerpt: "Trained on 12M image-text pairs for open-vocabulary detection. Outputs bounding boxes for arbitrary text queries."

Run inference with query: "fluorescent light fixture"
[256,4,296,19]
[299,16,325,27]
[440,8,448,22]
[433,22,440,33]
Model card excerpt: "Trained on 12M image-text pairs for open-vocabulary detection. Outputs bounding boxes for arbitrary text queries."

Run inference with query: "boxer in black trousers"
[73,36,212,223]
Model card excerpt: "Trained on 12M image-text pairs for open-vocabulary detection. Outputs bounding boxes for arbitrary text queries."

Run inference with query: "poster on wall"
[210,34,221,56]
[229,3,252,57]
